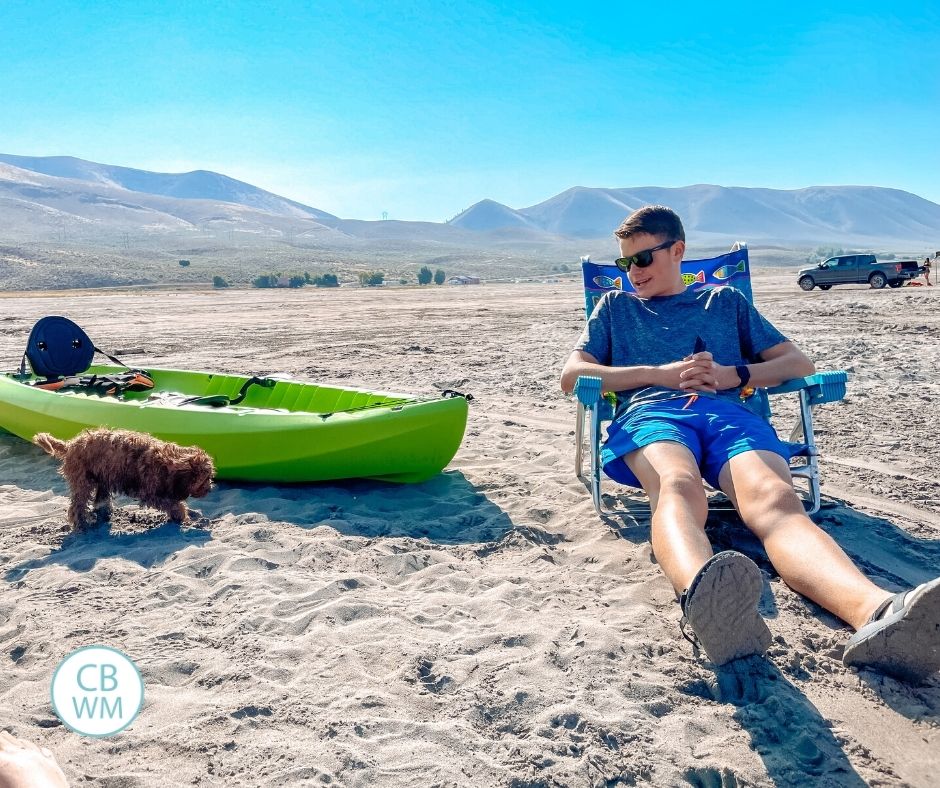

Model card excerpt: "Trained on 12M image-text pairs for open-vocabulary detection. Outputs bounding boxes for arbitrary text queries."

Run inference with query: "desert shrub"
[417,266,433,285]
[288,274,306,288]
[359,271,385,286]
[252,273,276,288]
[313,273,339,287]
[179,259,191,267]
[212,275,230,288]
[434,268,446,285]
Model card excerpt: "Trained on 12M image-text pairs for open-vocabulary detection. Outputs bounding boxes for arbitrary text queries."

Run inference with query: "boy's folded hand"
[658,355,718,393]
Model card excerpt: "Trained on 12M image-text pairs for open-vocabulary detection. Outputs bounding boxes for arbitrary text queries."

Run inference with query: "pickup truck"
[797,254,922,290]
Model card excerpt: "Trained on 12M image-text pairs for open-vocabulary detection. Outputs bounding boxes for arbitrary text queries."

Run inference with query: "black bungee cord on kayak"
[180,376,278,408]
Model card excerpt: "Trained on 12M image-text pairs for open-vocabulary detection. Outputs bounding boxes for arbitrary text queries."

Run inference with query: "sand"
[0,272,938,787]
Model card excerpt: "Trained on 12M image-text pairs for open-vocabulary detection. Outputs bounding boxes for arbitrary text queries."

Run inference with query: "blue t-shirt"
[575,286,788,412]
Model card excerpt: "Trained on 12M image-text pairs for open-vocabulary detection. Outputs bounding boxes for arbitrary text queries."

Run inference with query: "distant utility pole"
[122,232,130,250]
[382,211,388,221]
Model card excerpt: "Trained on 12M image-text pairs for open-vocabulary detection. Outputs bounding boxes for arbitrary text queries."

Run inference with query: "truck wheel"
[869,272,887,289]
[819,284,832,290]
[799,276,815,291]
[888,280,903,288]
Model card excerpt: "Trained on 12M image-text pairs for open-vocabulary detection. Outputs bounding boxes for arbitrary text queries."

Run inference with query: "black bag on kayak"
[18,316,153,396]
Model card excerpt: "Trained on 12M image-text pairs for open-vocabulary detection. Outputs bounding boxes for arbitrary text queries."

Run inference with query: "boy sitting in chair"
[560,205,940,681]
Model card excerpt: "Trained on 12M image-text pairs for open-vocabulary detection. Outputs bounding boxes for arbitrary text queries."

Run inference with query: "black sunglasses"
[614,239,678,272]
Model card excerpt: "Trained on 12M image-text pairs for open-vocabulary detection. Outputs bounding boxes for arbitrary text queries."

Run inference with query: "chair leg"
[789,390,822,515]
[575,403,585,479]
[575,402,605,514]
[589,408,603,515]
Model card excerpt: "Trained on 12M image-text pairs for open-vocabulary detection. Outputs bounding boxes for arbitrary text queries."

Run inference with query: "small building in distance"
[447,275,482,285]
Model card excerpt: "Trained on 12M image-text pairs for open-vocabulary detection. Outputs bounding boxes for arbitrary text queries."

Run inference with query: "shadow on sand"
[679,658,869,787]
[2,434,519,571]
[199,469,517,544]
[4,518,213,582]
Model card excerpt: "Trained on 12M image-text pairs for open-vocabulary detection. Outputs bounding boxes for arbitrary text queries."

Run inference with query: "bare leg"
[0,731,68,788]
[629,441,772,664]
[626,442,712,592]
[719,450,890,630]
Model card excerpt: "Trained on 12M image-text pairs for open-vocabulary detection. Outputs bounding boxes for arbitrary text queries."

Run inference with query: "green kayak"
[0,366,469,483]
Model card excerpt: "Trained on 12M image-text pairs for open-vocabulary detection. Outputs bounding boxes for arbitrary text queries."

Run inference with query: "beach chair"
[573,245,847,516]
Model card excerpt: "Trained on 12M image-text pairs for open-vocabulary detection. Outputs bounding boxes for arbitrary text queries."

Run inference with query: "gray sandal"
[679,550,772,666]
[843,577,940,682]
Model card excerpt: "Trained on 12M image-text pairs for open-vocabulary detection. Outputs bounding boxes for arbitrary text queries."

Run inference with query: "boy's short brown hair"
[614,205,685,242]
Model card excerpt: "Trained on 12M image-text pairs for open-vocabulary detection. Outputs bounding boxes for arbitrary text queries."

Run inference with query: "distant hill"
[3,153,940,246]
[450,185,940,245]
[0,155,563,247]
[0,161,346,243]
[0,153,338,222]
[448,199,536,232]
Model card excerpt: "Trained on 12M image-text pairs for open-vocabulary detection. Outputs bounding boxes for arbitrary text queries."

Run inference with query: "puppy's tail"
[33,432,68,459]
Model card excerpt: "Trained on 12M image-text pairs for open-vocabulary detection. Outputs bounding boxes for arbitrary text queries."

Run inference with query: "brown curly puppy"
[33,428,215,530]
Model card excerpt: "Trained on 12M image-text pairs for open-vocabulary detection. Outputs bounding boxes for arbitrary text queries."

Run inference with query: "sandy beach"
[1,272,938,786]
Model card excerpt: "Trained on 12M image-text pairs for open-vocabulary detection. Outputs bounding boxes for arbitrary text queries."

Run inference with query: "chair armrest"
[574,375,603,407]
[765,371,847,405]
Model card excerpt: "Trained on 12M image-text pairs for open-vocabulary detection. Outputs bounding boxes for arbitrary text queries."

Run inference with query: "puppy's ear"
[170,456,192,473]
[189,451,215,476]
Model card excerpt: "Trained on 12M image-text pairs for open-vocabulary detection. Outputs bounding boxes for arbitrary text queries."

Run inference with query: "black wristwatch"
[735,364,751,387]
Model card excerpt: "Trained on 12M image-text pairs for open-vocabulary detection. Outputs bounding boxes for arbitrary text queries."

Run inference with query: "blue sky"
[3,1,939,221]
